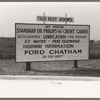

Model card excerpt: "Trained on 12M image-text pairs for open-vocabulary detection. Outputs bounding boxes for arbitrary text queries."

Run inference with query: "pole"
[26,62,31,70]
[43,12,45,24]
[65,13,78,68]
[65,13,67,24]
[74,60,78,68]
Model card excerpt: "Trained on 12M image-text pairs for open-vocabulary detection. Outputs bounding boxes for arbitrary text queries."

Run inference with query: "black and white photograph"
[0,2,100,98]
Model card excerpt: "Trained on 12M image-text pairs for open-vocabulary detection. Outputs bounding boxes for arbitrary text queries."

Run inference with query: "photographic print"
[0,2,100,80]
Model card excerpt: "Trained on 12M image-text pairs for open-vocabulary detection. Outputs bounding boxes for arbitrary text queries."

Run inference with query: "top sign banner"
[36,16,74,22]
[15,23,90,62]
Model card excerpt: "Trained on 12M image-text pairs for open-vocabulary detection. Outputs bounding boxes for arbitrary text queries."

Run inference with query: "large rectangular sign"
[15,23,90,62]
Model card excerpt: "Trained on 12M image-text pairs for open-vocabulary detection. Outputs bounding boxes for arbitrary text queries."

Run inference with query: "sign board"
[36,16,74,22]
[15,23,90,62]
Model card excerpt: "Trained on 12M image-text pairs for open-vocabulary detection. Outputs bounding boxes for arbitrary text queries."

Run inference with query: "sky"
[0,2,100,40]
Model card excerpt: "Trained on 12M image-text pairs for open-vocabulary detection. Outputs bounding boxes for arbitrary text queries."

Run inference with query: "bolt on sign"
[15,23,90,62]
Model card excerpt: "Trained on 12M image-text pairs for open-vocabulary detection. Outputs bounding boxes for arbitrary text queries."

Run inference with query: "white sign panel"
[15,23,90,62]
[36,16,74,22]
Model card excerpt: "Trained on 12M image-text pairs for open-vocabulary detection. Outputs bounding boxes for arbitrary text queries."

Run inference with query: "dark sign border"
[15,23,90,63]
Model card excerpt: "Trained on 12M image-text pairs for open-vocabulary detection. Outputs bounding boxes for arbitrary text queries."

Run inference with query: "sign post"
[64,13,78,68]
[74,60,78,68]
[43,12,45,24]
[65,13,67,25]
[26,62,31,70]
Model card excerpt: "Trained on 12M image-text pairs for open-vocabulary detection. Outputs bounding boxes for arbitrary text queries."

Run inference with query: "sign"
[36,16,74,22]
[15,23,90,62]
